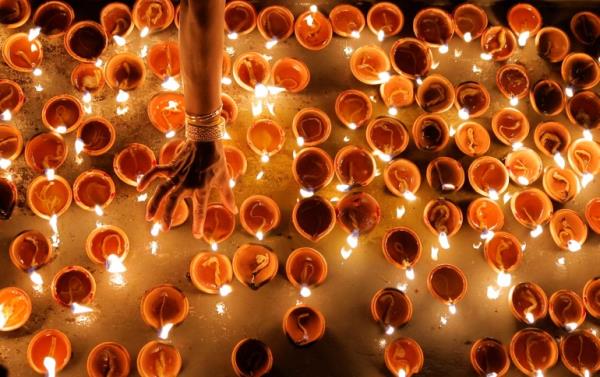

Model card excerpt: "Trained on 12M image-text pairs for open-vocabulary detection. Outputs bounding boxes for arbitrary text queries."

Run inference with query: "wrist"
[185,116,225,142]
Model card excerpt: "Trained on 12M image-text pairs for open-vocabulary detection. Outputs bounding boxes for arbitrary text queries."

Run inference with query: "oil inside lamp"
[0,79,25,117]
[566,91,600,129]
[224,0,256,38]
[137,340,181,377]
[140,284,188,334]
[147,92,184,135]
[32,1,74,37]
[389,38,431,79]
[0,287,31,331]
[366,2,403,38]
[76,116,116,157]
[426,157,464,193]
[549,290,586,329]
[283,305,326,346]
[423,199,462,246]
[454,81,490,118]
[481,26,517,61]
[542,167,579,203]
[329,4,364,38]
[27,329,71,374]
[413,7,454,48]
[27,174,72,219]
[534,121,571,158]
[202,203,235,245]
[427,264,467,314]
[257,5,294,42]
[9,229,52,271]
[232,244,278,290]
[583,277,600,318]
[509,328,558,376]
[41,95,83,135]
[105,53,146,91]
[147,41,180,80]
[100,2,133,38]
[507,3,542,44]
[232,52,271,92]
[337,191,381,236]
[334,89,372,129]
[87,341,130,377]
[568,139,600,178]
[292,108,331,146]
[51,265,95,308]
[158,138,184,165]
[455,121,490,157]
[483,232,522,276]
[415,74,455,113]
[379,75,414,109]
[285,247,327,293]
[0,125,21,165]
[154,197,189,229]
[190,252,233,294]
[231,338,273,377]
[73,169,115,212]
[132,0,174,33]
[561,53,600,90]
[71,63,105,94]
[223,145,247,184]
[246,119,284,161]
[412,114,449,152]
[366,117,409,159]
[496,64,530,100]
[292,195,336,242]
[505,147,543,186]
[571,12,600,45]
[492,108,529,146]
[64,21,107,63]
[510,282,548,324]
[334,145,376,187]
[585,198,600,234]
[292,147,334,192]
[271,57,310,93]
[467,198,504,234]
[383,159,421,198]
[468,156,509,198]
[2,32,43,72]
[0,0,30,28]
[470,338,510,377]
[548,209,587,251]
[453,4,488,41]
[535,27,570,63]
[560,330,600,376]
[85,225,128,265]
[384,337,424,377]
[349,45,391,85]
[113,143,156,186]
[239,195,280,240]
[510,188,553,231]
[530,79,565,116]
[371,287,413,332]
[294,8,333,51]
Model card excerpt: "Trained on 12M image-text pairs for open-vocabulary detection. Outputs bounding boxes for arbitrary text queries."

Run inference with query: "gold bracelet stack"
[185,106,225,142]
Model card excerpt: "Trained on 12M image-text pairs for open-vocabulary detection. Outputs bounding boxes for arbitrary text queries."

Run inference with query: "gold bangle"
[185,106,223,125]
[186,117,225,142]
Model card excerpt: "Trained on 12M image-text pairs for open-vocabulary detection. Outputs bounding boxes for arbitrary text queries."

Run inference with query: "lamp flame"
[158,323,174,340]
[43,357,56,377]
[567,240,582,252]
[106,254,126,273]
[463,32,472,42]
[487,286,500,300]
[517,31,530,47]
[530,225,543,238]
[346,230,359,248]
[71,303,93,314]
[300,286,312,298]
[219,284,232,297]
[497,271,512,287]
[438,232,450,250]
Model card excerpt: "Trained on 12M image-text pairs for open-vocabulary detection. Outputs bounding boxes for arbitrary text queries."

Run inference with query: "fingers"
[161,187,185,231]
[137,165,173,192]
[192,188,210,239]
[217,172,237,214]
[146,181,174,221]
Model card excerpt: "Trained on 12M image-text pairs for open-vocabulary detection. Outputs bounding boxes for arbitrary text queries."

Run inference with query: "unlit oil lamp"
[413,7,454,48]
[349,45,390,85]
[2,32,43,72]
[467,197,504,233]
[382,226,421,272]
[137,341,181,377]
[292,147,334,192]
[366,117,409,159]
[426,156,464,193]
[0,124,22,162]
[334,145,376,187]
[292,107,331,146]
[481,26,517,61]
[454,121,490,157]
[548,209,587,251]
[468,156,509,198]
[336,191,381,235]
[542,167,580,203]
[113,143,156,186]
[510,188,553,231]
[535,27,570,63]
[285,247,327,293]
[571,12,600,45]
[233,52,271,91]
[533,121,570,157]
[295,7,333,51]
[334,89,372,129]
[64,21,108,63]
[132,0,174,33]
[367,2,403,38]
[583,277,600,318]
[560,330,600,377]
[85,225,128,265]
[452,3,488,41]
[232,244,278,289]
[189,251,233,294]
[530,79,565,116]
[147,41,180,80]
[51,265,96,307]
[470,338,510,377]
[566,91,600,129]
[71,63,105,94]
[415,74,455,113]
[505,147,543,186]
[140,284,189,334]
[282,305,325,346]
[329,4,364,38]
[389,38,431,79]
[0,79,25,116]
[76,117,116,157]
[0,0,30,28]
[257,5,294,42]
[585,198,600,234]
[27,329,71,374]
[568,139,600,178]
[383,158,421,198]
[231,338,273,377]
[384,337,424,377]
[147,92,184,134]
[379,75,414,109]
[484,231,522,277]
[491,107,529,146]
[549,289,586,330]
[0,286,31,331]
[87,341,131,377]
[239,195,280,240]
[9,230,52,271]
[371,287,413,332]
[507,3,542,43]
[246,118,285,159]
[27,174,72,219]
[495,63,530,100]
[412,114,449,152]
[105,53,146,91]
[271,57,310,93]
[73,169,115,212]
[509,282,548,324]
[100,2,134,38]
[292,195,336,242]
[427,264,467,311]
[202,203,235,245]
[32,1,74,38]
[509,328,558,376]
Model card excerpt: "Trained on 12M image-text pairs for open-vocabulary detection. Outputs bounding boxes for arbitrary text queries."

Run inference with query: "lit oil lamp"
[583,277,600,318]
[560,330,600,376]
[509,328,558,375]
[571,12,600,45]
[113,143,156,186]
[247,119,285,160]
[223,145,247,183]
[292,108,331,146]
[481,26,517,61]
[371,287,413,332]
[2,32,43,72]
[470,338,510,377]
[568,139,600,178]
[543,167,580,203]
[27,329,71,374]
[566,91,600,129]
[510,188,553,232]
[76,116,116,157]
[232,244,278,289]
[87,341,130,377]
[158,138,184,165]
[468,156,509,198]
[0,0,30,28]
[51,265,96,307]
[413,7,454,48]
[202,203,235,246]
[426,157,464,193]
[496,64,530,101]
[467,198,504,233]
[224,0,257,38]
[384,337,424,377]
[382,226,421,272]
[221,93,238,124]
[147,92,184,134]
[562,53,600,90]
[239,195,280,239]
[140,284,189,332]
[412,114,449,152]
[379,75,414,109]
[415,74,455,113]
[0,287,31,331]
[491,108,529,146]
[71,63,105,94]
[549,209,587,251]
[257,5,294,42]
[366,2,403,39]
[9,230,52,271]
[383,158,421,199]
[272,57,310,93]
[85,225,128,265]
[137,341,181,377]
[283,305,325,346]
[0,124,22,162]
[349,45,391,85]
[104,52,146,91]
[337,191,381,236]
[484,231,522,275]
[73,169,115,212]
[507,3,542,44]
[509,282,548,324]
[27,174,72,219]
[505,147,543,186]
[455,121,490,157]
[530,79,566,116]
[585,198,600,234]
[132,0,174,33]
[334,145,376,187]
[292,195,336,242]
[329,4,364,38]
[32,1,74,38]
[423,199,462,247]
[334,89,372,129]
[190,252,233,294]
[231,338,273,377]
[41,94,84,134]
[147,41,180,81]
[100,2,134,38]
[366,117,409,159]
[533,121,570,157]
[0,79,25,117]
[389,38,432,79]
[454,81,490,118]
[285,247,327,293]
[232,52,271,91]
[535,27,570,62]
[549,290,586,330]
[294,8,333,51]
[452,3,488,41]
[64,21,107,63]
[292,147,334,192]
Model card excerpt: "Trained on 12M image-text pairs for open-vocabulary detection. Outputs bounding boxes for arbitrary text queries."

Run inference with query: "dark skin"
[137,0,236,238]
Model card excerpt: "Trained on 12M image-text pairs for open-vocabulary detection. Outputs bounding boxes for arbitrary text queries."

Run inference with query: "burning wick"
[346,230,359,248]
[438,232,450,250]
[497,271,512,287]
[350,30,360,39]
[403,191,417,201]
[395,206,405,219]
[405,268,415,280]
[300,285,312,298]
[115,89,129,115]
[265,38,278,49]
[448,303,457,315]
[94,205,104,217]
[158,323,174,340]
[49,214,60,248]
[438,44,449,54]
[463,32,472,42]
[385,325,395,335]
[29,270,44,293]
[71,302,93,315]
[388,107,398,116]
[140,26,149,38]
[210,240,218,251]
[458,108,470,120]
[43,357,56,377]
[161,76,180,91]
[113,35,126,46]
[82,91,92,114]
[530,225,543,238]
[517,31,530,47]
[0,158,11,170]
[581,173,594,188]
[487,286,500,300]
[509,96,519,106]
[431,246,439,261]
[553,153,565,169]
[219,284,232,297]
[299,188,314,198]
[565,86,574,98]
[255,230,264,241]
[480,52,493,61]
[378,71,391,83]
[567,240,582,252]
[377,29,385,42]
[1,109,12,121]
[340,247,352,260]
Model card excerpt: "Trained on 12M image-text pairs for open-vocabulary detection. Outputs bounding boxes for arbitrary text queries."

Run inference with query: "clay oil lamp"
[337,192,381,236]
[33,1,74,38]
[147,92,185,134]
[571,12,600,45]
[285,247,327,294]
[584,278,600,318]
[560,330,600,376]
[2,32,43,72]
[257,5,294,43]
[534,121,570,157]
[481,26,517,61]
[549,290,586,330]
[383,159,421,199]
[366,2,403,39]
[9,230,52,271]
[562,53,600,90]
[73,169,115,212]
[384,337,424,377]
[510,188,553,231]
[423,199,463,246]
[455,121,490,157]
[334,145,376,188]
[221,93,238,124]
[412,114,449,152]
[232,244,278,289]
[366,117,409,159]
[0,0,30,28]
[507,3,542,44]
[292,108,331,146]
[292,196,336,242]
[85,225,128,266]
[201,203,235,245]
[568,139,600,178]
[71,63,105,94]
[496,64,530,101]
[246,119,285,160]
[233,52,270,92]
[87,342,131,377]
[467,198,504,233]
[371,287,413,332]
[349,45,391,85]
[0,124,23,161]
[549,209,587,251]
[0,287,31,331]
[329,4,364,38]
[294,9,333,51]
[381,227,421,273]
[389,38,432,79]
[470,338,510,377]
[0,79,25,116]
[239,195,280,240]
[51,265,96,307]
[155,198,189,229]
[566,91,600,129]
[137,341,181,377]
[232,338,273,377]
[283,305,325,346]
[224,0,256,38]
[452,3,488,42]
[41,94,84,134]
[190,251,233,294]
[293,147,334,192]
[147,41,180,80]
[100,2,134,38]
[509,328,558,375]
[586,198,600,234]
[505,147,543,186]
[140,284,189,334]
[427,264,467,312]
[223,145,247,183]
[64,21,108,63]
[27,174,72,219]
[426,157,464,193]
[543,167,580,203]
[105,53,146,91]
[468,156,509,198]
[113,143,156,186]
[76,117,116,157]
[530,79,565,116]
[454,81,490,118]
[413,8,454,48]
[509,282,548,324]
[535,27,570,63]
[415,74,455,114]
[484,231,522,275]
[334,89,372,129]
[27,329,71,374]
[272,57,310,93]
[491,108,529,146]
[380,75,414,109]
[132,0,174,33]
